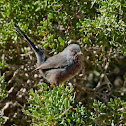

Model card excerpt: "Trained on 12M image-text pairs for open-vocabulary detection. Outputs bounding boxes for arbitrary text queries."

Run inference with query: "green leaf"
[58,37,65,46]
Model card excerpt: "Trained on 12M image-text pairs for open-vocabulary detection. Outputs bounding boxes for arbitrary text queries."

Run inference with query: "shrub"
[25,84,94,125]
[0,60,8,125]
[25,83,126,125]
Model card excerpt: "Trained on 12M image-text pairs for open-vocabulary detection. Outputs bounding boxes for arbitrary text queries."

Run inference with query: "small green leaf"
[58,37,65,46]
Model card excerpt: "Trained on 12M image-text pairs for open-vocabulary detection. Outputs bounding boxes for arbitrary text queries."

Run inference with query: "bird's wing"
[34,53,68,71]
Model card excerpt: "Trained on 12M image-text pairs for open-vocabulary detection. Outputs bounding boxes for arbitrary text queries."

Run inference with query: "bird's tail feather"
[15,24,46,66]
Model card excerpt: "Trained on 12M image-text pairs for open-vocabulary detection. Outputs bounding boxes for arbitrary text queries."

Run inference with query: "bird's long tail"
[15,24,46,66]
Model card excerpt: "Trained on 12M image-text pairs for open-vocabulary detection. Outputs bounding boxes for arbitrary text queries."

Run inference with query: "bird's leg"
[51,83,55,87]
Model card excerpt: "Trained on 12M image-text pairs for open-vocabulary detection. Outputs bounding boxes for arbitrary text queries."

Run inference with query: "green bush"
[0,0,126,125]
[25,84,126,125]
[93,98,126,125]
[25,84,94,125]
[1,0,125,53]
[0,60,8,125]
[0,60,8,99]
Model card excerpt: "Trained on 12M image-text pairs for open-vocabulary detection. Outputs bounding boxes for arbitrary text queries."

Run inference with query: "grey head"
[62,44,81,57]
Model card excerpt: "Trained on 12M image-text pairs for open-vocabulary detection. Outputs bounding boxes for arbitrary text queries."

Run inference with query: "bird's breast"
[42,55,83,85]
[61,55,83,81]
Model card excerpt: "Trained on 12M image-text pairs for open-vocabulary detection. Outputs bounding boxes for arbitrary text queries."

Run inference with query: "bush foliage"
[0,0,126,125]
[25,84,92,125]
[26,84,126,125]
[0,60,8,125]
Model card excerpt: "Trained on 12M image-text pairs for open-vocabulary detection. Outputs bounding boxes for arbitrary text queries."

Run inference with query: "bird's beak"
[77,51,83,56]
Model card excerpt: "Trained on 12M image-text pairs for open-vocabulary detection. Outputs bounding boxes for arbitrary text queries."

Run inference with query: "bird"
[15,24,83,86]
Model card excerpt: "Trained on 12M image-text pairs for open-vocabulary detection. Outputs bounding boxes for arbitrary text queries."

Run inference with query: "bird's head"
[63,44,83,57]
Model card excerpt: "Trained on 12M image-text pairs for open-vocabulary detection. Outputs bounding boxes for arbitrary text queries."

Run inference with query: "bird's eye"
[70,49,74,53]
